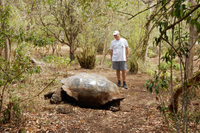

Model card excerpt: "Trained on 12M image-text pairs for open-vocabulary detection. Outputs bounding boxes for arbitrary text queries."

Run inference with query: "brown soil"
[1,46,199,133]
[33,70,170,132]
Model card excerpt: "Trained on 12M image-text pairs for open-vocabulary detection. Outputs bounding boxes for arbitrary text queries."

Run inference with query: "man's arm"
[126,47,129,61]
[110,49,113,62]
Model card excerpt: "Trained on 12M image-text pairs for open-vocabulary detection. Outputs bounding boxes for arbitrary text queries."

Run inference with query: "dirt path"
[1,45,199,132]
[38,67,168,133]
[1,62,169,132]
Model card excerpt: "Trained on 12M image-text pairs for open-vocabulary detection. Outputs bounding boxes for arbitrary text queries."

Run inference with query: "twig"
[116,2,161,20]
[0,66,12,81]
[146,0,173,26]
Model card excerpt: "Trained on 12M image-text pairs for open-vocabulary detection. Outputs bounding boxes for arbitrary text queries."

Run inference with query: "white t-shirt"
[110,38,128,61]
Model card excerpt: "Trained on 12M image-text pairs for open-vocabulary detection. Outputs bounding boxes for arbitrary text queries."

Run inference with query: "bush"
[160,59,182,71]
[42,54,71,69]
[97,43,104,54]
[77,50,96,69]
[0,43,41,124]
[129,59,138,74]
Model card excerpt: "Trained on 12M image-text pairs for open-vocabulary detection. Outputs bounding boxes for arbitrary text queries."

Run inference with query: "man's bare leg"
[122,70,126,82]
[116,70,121,87]
[116,70,120,81]
[122,70,128,89]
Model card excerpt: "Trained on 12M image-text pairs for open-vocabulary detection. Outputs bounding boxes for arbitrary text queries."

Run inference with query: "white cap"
[113,30,119,35]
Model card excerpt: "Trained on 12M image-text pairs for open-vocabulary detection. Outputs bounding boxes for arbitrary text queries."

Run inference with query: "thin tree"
[140,0,155,63]
[36,0,82,61]
[185,0,199,78]
[0,0,10,61]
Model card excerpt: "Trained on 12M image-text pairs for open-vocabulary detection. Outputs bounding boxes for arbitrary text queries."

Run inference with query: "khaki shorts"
[112,61,127,70]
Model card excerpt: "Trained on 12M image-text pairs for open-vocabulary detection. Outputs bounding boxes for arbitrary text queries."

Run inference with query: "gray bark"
[185,0,199,78]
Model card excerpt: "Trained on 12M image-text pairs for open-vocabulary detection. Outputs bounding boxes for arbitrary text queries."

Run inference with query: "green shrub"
[0,43,41,124]
[148,49,157,58]
[42,54,71,69]
[160,59,182,71]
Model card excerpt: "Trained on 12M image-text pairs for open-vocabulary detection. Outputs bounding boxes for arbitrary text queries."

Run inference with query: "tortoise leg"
[106,100,121,112]
[46,87,76,104]
[109,106,120,112]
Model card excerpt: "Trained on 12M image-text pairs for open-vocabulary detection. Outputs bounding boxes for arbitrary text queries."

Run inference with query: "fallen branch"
[168,71,200,113]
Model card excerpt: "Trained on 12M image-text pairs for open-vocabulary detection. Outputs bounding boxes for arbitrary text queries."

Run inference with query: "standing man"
[110,30,129,89]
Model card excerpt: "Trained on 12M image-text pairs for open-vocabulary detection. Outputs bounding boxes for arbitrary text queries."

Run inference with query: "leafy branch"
[156,4,200,45]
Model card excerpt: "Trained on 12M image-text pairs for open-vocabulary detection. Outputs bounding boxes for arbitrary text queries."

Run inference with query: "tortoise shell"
[60,73,124,108]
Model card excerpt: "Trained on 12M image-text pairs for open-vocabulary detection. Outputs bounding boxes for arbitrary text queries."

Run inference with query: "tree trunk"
[141,21,150,62]
[168,71,200,113]
[185,0,198,78]
[0,0,10,62]
[185,26,198,78]
[5,39,10,62]
[101,27,110,65]
[0,47,3,56]
[69,25,75,61]
[140,1,153,63]
[70,41,75,61]
[69,0,75,61]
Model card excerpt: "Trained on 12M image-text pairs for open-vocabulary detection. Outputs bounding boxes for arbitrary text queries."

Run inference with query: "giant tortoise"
[44,73,124,111]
